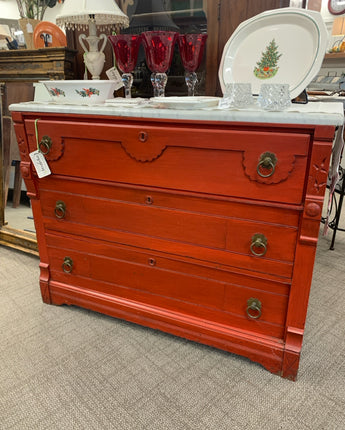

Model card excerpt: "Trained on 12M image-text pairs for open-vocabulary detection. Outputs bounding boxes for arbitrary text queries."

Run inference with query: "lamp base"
[78,18,108,80]
[83,50,105,80]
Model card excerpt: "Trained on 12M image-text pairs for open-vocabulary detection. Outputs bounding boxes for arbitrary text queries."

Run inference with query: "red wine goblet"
[141,31,178,97]
[178,33,208,96]
[108,34,142,98]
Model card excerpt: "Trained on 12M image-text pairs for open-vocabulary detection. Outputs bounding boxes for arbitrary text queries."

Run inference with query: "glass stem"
[185,71,198,96]
[122,73,133,98]
[151,72,168,97]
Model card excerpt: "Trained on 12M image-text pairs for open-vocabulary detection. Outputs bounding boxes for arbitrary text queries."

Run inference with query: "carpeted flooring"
[1,227,345,429]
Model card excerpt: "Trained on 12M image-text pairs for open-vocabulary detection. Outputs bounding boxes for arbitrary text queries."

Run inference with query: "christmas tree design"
[253,39,282,79]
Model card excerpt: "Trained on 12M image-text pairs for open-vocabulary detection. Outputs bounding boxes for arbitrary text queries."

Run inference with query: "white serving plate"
[218,7,328,99]
[40,80,117,105]
[150,96,220,109]
[104,97,148,108]
[105,97,146,104]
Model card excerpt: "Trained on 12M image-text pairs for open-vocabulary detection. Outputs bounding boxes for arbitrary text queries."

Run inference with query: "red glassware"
[178,34,208,96]
[142,31,178,97]
[178,33,207,72]
[108,34,142,98]
[108,34,142,73]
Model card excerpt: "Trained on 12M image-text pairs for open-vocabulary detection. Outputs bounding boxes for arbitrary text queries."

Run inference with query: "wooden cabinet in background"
[0,47,77,253]
[0,47,77,82]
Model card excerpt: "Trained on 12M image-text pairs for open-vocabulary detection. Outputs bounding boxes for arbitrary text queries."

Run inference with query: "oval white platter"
[218,7,328,99]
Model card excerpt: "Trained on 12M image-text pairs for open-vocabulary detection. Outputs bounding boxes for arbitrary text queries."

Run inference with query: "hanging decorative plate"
[218,8,328,99]
[33,21,67,48]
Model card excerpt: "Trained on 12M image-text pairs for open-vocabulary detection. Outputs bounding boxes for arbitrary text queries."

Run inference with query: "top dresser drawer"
[25,117,311,205]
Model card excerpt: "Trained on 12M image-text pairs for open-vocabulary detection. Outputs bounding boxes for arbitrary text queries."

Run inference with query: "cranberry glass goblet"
[178,34,208,96]
[142,31,178,97]
[108,34,142,98]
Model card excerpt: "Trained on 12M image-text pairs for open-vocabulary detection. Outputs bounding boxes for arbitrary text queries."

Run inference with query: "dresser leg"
[281,350,300,381]
[39,262,52,304]
[281,326,304,380]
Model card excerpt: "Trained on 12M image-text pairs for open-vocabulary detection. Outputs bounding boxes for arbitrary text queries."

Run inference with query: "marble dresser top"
[9,100,344,126]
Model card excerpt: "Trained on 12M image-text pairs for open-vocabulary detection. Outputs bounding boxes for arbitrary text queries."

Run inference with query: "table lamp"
[56,0,129,79]
[123,0,179,33]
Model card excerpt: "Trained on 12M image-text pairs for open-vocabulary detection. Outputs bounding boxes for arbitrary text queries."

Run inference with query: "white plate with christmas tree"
[218,7,328,99]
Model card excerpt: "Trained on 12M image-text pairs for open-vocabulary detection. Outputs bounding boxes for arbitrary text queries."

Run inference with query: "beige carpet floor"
[0,226,345,429]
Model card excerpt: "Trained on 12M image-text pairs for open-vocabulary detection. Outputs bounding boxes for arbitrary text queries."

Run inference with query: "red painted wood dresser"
[10,101,344,380]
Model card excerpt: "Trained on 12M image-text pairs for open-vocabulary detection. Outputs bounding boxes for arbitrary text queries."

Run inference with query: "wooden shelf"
[325,52,345,59]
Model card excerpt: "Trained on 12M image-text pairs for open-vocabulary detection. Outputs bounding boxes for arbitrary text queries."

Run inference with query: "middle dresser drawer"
[39,179,300,279]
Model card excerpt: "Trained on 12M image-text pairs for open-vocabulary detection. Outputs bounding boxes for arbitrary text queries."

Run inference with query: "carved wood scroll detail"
[13,123,30,162]
[308,156,328,195]
[17,136,28,159]
[242,150,296,184]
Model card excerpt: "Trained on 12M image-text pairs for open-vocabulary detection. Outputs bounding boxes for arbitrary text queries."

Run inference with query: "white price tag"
[29,150,51,178]
[26,22,33,33]
[106,67,124,90]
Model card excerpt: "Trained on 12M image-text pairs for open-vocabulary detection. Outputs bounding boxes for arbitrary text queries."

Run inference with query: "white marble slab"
[9,100,344,126]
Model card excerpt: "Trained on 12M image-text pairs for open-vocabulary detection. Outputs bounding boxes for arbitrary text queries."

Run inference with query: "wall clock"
[328,0,345,15]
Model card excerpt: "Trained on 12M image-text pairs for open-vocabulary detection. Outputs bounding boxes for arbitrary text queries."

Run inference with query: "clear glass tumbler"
[219,83,254,109]
[257,84,291,111]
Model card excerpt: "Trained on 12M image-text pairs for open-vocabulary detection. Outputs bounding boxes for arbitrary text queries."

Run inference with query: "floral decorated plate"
[218,8,328,99]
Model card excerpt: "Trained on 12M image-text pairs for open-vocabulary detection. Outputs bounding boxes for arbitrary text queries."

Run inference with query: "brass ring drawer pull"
[39,135,52,155]
[250,233,268,257]
[62,257,73,273]
[257,152,277,178]
[246,298,262,319]
[54,201,66,219]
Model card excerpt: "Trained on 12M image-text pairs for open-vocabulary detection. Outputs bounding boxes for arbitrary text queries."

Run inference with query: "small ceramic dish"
[40,80,117,105]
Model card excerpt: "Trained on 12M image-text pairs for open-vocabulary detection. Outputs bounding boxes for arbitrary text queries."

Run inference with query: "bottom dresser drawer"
[45,233,290,340]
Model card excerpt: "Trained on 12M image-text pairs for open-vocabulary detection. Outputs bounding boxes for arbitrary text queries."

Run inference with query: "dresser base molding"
[48,280,295,378]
